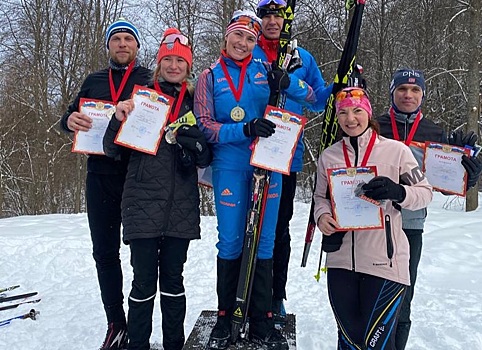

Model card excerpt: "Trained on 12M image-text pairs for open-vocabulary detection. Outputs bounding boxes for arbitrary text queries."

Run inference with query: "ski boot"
[99,321,128,350]
[208,311,231,349]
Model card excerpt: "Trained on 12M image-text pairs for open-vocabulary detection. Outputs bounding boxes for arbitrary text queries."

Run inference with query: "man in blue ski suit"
[253,0,332,321]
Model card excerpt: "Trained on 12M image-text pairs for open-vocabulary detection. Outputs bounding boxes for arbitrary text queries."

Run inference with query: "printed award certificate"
[423,142,470,196]
[72,98,115,155]
[327,166,383,230]
[250,106,307,174]
[114,85,173,155]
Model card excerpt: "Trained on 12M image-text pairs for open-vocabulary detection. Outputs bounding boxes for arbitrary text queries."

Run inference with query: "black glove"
[176,125,211,167]
[448,130,478,148]
[462,154,482,189]
[348,63,367,89]
[286,48,302,73]
[362,176,406,203]
[243,118,276,138]
[268,63,290,92]
[322,231,347,253]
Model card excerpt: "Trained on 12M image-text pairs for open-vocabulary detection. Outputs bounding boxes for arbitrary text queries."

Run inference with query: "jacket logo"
[221,188,232,196]
[298,80,305,88]
[220,200,236,207]
[369,326,385,347]
[400,166,425,185]
[254,72,264,79]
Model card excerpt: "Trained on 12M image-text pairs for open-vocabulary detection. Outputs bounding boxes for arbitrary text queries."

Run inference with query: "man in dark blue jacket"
[377,68,482,349]
[253,0,332,322]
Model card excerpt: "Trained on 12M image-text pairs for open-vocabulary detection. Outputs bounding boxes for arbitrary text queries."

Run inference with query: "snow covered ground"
[0,192,481,349]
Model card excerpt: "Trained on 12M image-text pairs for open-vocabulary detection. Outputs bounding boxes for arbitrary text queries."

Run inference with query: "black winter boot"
[208,257,240,350]
[248,259,288,350]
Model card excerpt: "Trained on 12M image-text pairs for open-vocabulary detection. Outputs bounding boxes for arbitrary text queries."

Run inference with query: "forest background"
[0,0,480,218]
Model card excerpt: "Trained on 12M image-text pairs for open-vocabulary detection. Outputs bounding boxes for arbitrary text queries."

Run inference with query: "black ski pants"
[86,172,126,323]
[395,229,423,350]
[328,268,406,350]
[272,172,297,300]
[127,236,190,350]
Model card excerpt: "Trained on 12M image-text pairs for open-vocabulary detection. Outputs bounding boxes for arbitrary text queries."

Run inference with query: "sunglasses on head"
[161,33,190,47]
[258,0,287,7]
[336,88,367,101]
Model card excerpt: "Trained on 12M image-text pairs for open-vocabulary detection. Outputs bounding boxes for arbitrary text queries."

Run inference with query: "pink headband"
[335,88,373,118]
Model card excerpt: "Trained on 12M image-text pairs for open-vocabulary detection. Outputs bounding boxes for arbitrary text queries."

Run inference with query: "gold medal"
[230,106,245,122]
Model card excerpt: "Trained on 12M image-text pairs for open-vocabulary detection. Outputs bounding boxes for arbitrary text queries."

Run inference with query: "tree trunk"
[465,0,481,212]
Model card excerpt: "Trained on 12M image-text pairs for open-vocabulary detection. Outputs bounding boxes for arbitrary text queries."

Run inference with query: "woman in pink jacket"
[313,87,433,350]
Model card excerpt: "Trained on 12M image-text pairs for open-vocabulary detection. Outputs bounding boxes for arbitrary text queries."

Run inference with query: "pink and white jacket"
[313,128,433,285]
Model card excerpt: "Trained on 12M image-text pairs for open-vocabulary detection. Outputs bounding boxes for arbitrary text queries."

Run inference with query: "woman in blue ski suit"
[194,9,318,350]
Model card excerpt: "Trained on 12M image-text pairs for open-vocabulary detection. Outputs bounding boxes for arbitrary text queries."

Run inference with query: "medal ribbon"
[219,56,249,103]
[390,107,422,146]
[154,81,187,123]
[342,131,377,168]
[108,60,135,103]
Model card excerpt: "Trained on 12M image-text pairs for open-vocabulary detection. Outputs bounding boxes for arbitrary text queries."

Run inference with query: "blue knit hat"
[390,68,426,113]
[389,68,425,96]
[105,18,140,49]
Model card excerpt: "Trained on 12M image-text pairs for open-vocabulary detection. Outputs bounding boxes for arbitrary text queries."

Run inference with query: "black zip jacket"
[376,111,447,230]
[103,81,204,242]
[60,64,152,175]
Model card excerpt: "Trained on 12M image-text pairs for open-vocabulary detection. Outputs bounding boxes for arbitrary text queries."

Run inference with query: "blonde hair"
[151,64,194,94]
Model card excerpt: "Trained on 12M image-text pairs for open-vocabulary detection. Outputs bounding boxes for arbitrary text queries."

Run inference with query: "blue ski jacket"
[253,45,332,172]
[194,54,316,172]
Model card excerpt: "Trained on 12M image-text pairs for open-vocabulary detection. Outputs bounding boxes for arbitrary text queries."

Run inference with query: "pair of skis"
[0,285,41,311]
[301,0,367,273]
[229,0,297,344]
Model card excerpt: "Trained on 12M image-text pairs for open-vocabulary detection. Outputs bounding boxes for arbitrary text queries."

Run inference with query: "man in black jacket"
[376,68,482,349]
[60,18,151,350]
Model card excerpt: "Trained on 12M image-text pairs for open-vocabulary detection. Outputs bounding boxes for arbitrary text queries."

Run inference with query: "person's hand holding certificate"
[327,166,383,230]
[114,85,173,155]
[250,106,307,174]
[423,142,470,196]
[72,98,115,155]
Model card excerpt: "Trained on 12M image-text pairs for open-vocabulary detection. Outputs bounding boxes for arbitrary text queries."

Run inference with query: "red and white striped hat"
[225,10,262,39]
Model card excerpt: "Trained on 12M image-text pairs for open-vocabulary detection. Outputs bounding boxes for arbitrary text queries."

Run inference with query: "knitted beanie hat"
[225,10,262,39]
[156,28,193,69]
[389,68,425,96]
[105,18,140,49]
[389,68,426,113]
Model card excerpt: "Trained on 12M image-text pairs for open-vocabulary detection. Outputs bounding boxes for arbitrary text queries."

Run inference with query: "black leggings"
[327,268,406,350]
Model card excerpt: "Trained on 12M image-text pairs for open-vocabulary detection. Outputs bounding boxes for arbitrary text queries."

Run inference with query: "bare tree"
[464,0,481,211]
[0,0,480,217]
